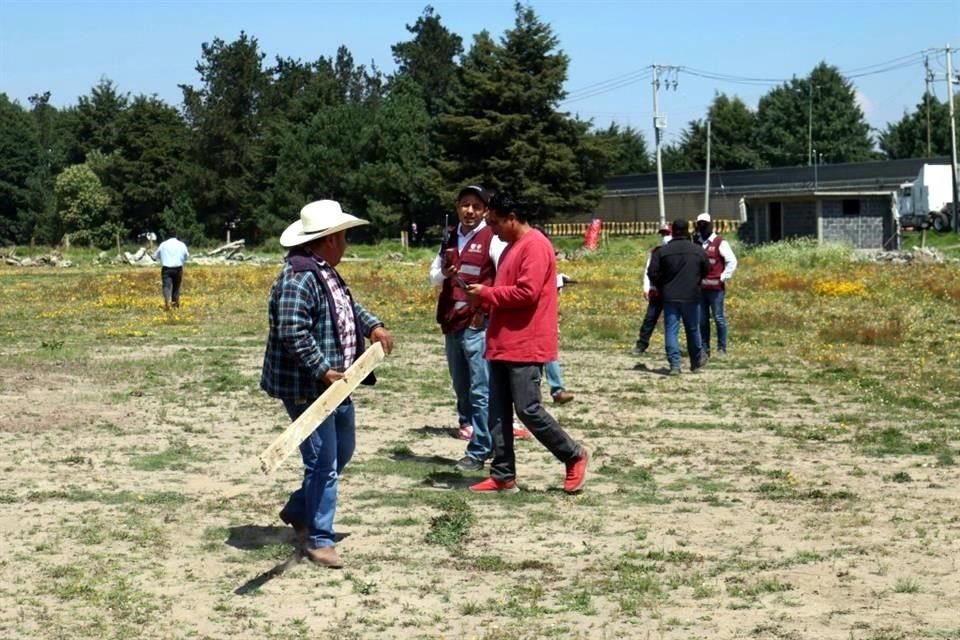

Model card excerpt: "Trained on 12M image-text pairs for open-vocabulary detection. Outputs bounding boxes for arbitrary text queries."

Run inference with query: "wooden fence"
[544,219,742,238]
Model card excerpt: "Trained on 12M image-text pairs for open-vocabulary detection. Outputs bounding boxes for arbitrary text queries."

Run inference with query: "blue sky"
[1,0,958,148]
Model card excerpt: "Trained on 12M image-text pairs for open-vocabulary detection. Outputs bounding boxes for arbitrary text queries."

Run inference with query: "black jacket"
[647,236,708,303]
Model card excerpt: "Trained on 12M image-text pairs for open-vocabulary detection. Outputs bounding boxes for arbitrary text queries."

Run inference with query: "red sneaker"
[468,477,519,493]
[563,448,588,494]
[457,424,473,440]
[512,425,533,439]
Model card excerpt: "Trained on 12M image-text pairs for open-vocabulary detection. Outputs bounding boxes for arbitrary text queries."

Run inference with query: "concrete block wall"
[821,197,887,248]
[783,202,817,238]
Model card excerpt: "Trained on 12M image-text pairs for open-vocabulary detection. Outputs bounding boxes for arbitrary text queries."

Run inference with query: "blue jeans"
[700,289,727,353]
[445,326,491,461]
[280,398,355,549]
[544,360,565,396]
[663,301,704,370]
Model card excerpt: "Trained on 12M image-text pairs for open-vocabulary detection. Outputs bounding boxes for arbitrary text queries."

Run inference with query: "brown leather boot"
[552,390,574,405]
[304,545,343,568]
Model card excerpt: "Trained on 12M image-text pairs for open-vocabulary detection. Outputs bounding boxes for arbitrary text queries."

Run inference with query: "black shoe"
[455,455,484,472]
[630,343,647,356]
[692,352,709,372]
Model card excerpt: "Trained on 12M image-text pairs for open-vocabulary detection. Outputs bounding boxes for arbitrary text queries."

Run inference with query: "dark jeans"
[635,297,663,350]
[488,361,582,482]
[663,301,704,370]
[161,266,183,307]
[700,289,727,353]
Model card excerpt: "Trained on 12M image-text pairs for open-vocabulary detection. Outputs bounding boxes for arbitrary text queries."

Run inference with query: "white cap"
[696,212,711,223]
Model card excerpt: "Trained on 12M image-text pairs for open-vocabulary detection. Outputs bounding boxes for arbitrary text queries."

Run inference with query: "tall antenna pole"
[945,44,959,234]
[653,65,666,227]
[704,118,712,214]
[924,56,933,156]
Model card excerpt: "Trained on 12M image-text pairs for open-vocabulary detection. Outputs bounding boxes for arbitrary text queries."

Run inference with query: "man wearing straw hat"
[261,200,394,568]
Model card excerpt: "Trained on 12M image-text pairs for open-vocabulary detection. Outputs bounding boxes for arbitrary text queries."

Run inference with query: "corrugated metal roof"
[605,157,952,195]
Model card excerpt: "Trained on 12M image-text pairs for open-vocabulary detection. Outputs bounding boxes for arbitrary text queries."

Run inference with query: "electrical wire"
[560,48,944,105]
[564,66,652,97]
[561,68,653,105]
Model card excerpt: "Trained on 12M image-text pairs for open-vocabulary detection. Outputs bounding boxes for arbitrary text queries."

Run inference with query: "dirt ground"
[0,333,958,640]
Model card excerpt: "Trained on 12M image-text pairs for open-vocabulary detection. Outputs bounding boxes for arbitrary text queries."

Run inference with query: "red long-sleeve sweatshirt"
[477,229,558,363]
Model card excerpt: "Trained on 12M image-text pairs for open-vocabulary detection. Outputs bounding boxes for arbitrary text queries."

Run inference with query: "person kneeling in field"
[464,192,588,494]
[260,200,394,568]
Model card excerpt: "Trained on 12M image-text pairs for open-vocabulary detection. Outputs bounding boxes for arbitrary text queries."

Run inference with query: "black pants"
[636,297,663,350]
[488,361,581,482]
[161,266,183,307]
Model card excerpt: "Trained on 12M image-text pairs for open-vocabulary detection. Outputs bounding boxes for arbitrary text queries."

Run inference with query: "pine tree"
[437,3,607,216]
[754,62,874,167]
[391,6,463,117]
[590,123,653,175]
[180,32,269,240]
[879,93,954,159]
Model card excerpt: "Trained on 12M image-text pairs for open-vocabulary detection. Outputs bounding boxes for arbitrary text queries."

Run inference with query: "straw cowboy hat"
[280,200,369,248]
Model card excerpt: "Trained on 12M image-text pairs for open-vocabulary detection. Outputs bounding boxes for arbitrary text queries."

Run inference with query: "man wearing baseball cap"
[261,199,394,569]
[695,212,738,356]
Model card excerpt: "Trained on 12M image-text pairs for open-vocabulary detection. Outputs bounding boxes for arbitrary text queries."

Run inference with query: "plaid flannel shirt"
[260,257,382,402]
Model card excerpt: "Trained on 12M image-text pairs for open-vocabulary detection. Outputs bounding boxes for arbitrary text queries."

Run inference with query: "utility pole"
[813,148,819,189]
[807,84,814,166]
[946,44,959,234]
[652,64,678,227]
[652,65,667,227]
[704,118,712,215]
[924,56,934,156]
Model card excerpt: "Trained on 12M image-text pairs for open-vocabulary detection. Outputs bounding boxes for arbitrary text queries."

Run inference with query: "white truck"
[896,164,956,232]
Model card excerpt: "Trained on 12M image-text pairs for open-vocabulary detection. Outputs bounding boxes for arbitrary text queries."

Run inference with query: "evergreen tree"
[438,3,607,216]
[391,5,463,117]
[669,93,761,171]
[879,92,954,159]
[111,95,192,237]
[754,62,874,167]
[75,78,129,158]
[590,123,653,175]
[355,76,444,237]
[180,32,268,241]
[0,95,44,244]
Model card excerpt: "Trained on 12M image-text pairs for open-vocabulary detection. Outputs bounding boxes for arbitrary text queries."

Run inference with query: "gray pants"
[488,361,581,482]
[161,266,183,307]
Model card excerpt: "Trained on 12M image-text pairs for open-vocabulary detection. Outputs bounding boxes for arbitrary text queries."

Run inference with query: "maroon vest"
[436,225,496,333]
[702,235,725,291]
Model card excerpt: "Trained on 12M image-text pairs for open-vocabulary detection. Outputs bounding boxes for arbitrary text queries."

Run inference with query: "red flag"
[583,217,602,250]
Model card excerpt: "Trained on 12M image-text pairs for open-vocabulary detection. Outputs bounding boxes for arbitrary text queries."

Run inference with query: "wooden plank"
[258,342,385,475]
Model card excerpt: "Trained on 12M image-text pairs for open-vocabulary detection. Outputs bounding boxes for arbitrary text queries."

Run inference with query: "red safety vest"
[436,226,496,333]
[701,235,726,291]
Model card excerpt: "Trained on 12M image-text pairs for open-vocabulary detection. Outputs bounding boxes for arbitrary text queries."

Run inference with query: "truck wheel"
[932,213,950,232]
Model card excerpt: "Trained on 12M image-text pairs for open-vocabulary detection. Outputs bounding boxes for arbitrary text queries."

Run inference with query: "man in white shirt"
[632,224,672,355]
[153,233,190,310]
[694,213,738,356]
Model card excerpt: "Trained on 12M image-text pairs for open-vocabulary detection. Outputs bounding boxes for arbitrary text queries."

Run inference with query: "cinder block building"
[597,157,951,249]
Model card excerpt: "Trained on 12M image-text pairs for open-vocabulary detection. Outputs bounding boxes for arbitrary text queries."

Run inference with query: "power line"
[565,66,652,97]
[561,68,653,105]
[563,49,935,103]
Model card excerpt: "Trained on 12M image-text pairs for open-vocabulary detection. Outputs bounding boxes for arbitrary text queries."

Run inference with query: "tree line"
[0,3,954,248]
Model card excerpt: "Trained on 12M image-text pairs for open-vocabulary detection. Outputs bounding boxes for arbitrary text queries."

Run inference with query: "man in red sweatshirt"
[465,192,588,494]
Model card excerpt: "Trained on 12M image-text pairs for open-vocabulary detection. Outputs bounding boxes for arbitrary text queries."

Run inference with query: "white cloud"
[854,89,873,118]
